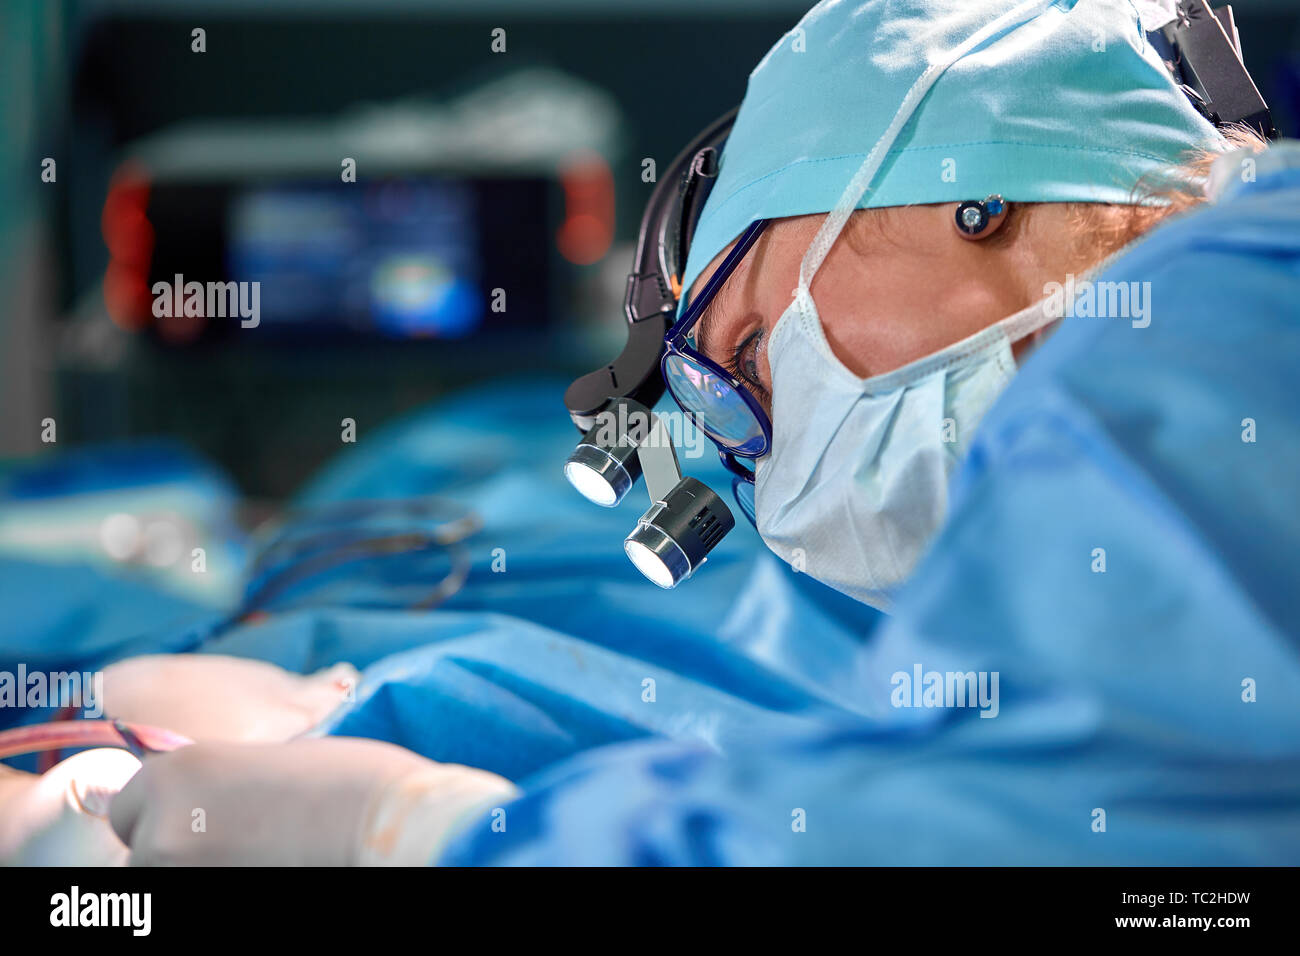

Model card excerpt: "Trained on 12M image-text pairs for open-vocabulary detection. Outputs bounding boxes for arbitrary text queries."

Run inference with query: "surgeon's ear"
[951,197,1008,241]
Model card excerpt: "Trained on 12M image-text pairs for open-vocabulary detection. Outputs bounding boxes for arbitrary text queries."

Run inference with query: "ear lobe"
[952,196,1008,240]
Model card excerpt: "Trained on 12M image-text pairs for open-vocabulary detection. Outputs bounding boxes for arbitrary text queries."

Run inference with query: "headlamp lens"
[624,532,688,589]
[564,442,636,507]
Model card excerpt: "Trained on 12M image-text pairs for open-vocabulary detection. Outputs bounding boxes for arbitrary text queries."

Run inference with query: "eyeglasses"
[661,218,771,482]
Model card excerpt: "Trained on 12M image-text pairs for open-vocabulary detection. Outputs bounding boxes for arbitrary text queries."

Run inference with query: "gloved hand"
[0,748,141,866]
[109,737,519,866]
[103,654,359,743]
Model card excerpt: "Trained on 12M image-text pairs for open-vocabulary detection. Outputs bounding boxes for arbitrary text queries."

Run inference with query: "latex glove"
[103,654,358,743]
[0,749,141,866]
[109,738,519,866]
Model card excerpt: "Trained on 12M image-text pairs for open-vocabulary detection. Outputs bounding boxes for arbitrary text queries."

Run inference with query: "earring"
[954,194,1005,235]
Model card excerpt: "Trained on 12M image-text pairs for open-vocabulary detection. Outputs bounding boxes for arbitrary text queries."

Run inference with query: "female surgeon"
[35,0,1300,864]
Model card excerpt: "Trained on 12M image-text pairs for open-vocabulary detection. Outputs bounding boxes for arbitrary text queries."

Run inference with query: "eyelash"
[724,329,768,400]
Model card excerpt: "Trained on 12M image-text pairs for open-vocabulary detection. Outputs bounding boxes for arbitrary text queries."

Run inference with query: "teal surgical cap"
[680,0,1223,298]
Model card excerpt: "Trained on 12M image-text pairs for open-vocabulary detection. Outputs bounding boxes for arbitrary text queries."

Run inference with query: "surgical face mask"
[755,284,1059,610]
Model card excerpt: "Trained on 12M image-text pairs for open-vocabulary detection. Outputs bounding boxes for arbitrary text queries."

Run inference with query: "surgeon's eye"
[724,327,769,404]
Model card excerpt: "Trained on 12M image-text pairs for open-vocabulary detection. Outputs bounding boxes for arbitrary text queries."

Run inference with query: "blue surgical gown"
[440,144,1300,864]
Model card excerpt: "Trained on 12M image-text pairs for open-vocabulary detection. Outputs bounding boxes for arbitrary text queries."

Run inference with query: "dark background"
[3,0,1298,497]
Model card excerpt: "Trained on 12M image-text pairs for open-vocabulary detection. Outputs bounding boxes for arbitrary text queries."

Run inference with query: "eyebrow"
[693,257,747,360]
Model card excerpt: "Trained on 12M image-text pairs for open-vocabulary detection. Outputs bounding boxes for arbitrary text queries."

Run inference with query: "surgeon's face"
[688,203,1062,408]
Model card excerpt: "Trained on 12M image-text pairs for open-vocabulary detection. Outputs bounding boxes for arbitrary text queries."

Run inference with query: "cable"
[0,719,191,761]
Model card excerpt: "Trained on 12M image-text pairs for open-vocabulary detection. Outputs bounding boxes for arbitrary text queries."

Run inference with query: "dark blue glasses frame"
[661,218,771,483]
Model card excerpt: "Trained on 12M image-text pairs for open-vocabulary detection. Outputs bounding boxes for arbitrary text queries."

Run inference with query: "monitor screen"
[143,174,555,343]
[229,179,482,337]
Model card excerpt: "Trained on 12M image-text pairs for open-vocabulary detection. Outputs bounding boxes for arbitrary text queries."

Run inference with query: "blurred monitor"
[134,174,553,344]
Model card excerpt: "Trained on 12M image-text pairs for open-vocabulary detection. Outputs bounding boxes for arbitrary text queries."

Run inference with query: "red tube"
[0,720,191,761]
